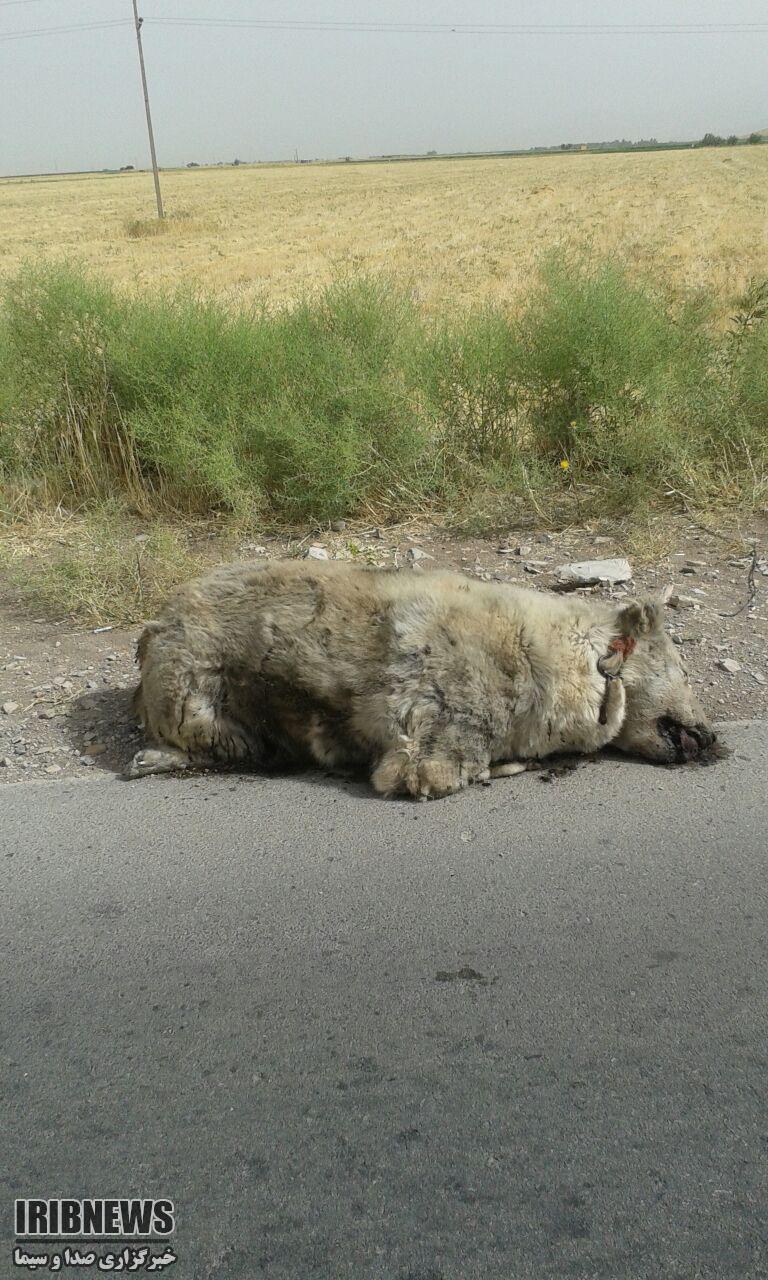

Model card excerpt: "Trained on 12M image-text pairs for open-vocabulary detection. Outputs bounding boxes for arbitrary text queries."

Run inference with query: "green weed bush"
[1,256,766,525]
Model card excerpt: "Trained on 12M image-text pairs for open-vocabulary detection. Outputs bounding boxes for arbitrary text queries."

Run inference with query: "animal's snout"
[658,716,717,762]
[678,727,701,759]
[692,722,716,751]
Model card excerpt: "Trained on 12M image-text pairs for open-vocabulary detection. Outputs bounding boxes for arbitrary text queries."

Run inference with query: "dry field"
[2,146,767,731]
[1,146,767,312]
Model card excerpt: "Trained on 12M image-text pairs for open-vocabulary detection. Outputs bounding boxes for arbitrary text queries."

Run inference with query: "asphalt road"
[2,722,767,1280]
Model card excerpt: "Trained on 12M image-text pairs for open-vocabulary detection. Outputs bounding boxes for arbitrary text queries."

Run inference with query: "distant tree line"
[555,133,765,152]
[560,138,658,150]
[695,132,764,147]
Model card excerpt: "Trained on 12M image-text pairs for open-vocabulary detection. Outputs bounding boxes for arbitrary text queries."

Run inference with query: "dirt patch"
[435,968,490,984]
[528,756,591,783]
[1,514,765,784]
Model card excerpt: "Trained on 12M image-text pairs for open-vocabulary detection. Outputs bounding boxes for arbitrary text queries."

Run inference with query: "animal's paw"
[371,749,488,800]
[489,761,527,779]
[411,757,465,800]
[413,756,493,799]
[124,747,190,779]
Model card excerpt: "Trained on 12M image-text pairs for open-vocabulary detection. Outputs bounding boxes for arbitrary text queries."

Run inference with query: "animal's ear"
[615,599,663,638]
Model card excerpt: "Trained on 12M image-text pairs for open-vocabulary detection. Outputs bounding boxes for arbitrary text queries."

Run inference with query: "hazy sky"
[1,0,766,174]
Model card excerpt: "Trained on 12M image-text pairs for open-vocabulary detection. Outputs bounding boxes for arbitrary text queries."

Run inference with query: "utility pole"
[131,0,164,218]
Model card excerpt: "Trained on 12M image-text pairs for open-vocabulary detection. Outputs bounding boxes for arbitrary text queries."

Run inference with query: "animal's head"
[603,600,717,764]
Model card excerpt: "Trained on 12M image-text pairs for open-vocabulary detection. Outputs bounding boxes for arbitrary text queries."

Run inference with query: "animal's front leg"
[405,752,529,798]
[371,734,491,800]
[410,755,489,800]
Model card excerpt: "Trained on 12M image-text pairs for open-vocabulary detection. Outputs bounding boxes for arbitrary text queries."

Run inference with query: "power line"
[0,19,131,41]
[2,13,766,39]
[146,16,768,36]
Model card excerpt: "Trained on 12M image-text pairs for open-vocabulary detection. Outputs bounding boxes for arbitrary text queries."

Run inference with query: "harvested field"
[2,147,767,313]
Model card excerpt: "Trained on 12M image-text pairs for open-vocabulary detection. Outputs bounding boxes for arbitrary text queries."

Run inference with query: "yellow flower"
[559,459,570,471]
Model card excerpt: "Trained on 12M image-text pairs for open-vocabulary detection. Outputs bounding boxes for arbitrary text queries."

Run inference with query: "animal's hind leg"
[129,666,258,779]
[124,746,209,779]
[130,619,264,779]
[125,703,257,780]
[175,693,258,765]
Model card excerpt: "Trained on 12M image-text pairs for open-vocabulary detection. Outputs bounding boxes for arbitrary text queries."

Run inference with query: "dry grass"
[1,149,767,315]
[124,210,220,240]
[0,508,236,625]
